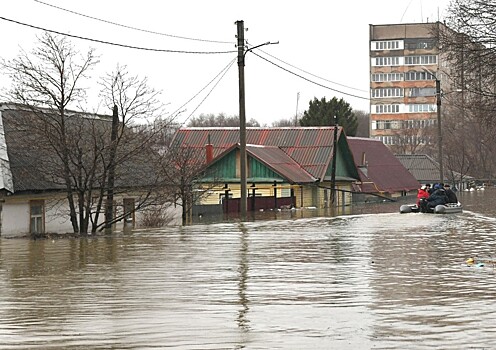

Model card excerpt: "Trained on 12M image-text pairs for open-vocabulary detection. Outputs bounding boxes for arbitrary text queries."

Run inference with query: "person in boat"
[444,184,458,203]
[421,183,448,212]
[416,185,430,206]
[427,183,435,194]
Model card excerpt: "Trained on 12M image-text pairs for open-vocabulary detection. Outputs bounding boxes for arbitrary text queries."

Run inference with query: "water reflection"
[0,188,495,349]
[237,223,250,333]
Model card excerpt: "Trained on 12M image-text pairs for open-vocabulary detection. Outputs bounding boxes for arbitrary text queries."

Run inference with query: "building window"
[404,71,436,81]
[371,88,404,98]
[402,119,437,129]
[374,104,400,114]
[372,56,401,66]
[372,120,394,130]
[405,40,436,50]
[371,40,403,51]
[407,104,437,113]
[404,55,437,65]
[408,87,437,97]
[30,200,44,234]
[371,72,403,82]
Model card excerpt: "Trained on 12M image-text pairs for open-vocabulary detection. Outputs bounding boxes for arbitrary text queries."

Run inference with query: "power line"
[184,57,236,124]
[0,16,237,54]
[251,44,368,93]
[250,51,370,101]
[34,0,235,45]
[168,56,237,124]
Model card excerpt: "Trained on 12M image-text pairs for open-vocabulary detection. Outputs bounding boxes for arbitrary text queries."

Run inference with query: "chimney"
[358,152,368,177]
[205,134,213,164]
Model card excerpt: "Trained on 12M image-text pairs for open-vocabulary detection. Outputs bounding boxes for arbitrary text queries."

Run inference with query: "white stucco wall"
[1,197,75,237]
[0,194,182,237]
[2,201,30,236]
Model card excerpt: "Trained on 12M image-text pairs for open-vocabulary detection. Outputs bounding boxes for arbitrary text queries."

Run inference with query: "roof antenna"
[400,0,414,22]
[420,0,424,22]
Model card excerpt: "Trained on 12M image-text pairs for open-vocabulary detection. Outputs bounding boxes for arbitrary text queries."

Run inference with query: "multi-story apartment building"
[369,22,448,153]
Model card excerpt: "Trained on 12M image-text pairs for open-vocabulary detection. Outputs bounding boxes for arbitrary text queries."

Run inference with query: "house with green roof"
[171,126,361,213]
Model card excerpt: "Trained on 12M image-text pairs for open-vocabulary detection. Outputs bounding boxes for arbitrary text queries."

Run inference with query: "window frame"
[30,200,45,234]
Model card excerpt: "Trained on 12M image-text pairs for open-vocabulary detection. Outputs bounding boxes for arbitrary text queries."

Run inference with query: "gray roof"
[395,154,473,184]
[0,104,159,194]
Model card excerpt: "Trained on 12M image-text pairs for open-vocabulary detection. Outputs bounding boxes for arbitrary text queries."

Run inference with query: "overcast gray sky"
[1,0,451,126]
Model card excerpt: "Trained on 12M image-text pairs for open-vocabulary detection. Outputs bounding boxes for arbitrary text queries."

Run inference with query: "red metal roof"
[246,145,317,183]
[172,127,341,180]
[347,137,420,193]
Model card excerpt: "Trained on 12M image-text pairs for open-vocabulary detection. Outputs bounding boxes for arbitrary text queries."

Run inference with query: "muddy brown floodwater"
[0,188,495,349]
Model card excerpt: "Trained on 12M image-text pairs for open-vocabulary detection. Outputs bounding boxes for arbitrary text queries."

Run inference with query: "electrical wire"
[250,44,368,93]
[33,0,235,45]
[183,57,237,125]
[0,16,237,54]
[250,51,370,101]
[167,56,237,124]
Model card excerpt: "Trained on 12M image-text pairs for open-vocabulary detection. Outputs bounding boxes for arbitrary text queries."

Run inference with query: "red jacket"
[416,188,429,206]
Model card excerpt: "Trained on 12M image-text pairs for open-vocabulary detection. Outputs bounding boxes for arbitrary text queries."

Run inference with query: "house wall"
[314,182,353,208]
[198,183,294,206]
[197,182,354,209]
[0,193,182,237]
[1,195,75,237]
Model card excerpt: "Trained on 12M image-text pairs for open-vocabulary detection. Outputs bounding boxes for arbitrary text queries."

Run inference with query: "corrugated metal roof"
[348,137,420,193]
[172,127,340,180]
[395,154,473,184]
[246,145,317,184]
[395,154,441,184]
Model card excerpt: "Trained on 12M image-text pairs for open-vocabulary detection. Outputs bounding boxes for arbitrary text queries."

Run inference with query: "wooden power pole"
[236,20,247,220]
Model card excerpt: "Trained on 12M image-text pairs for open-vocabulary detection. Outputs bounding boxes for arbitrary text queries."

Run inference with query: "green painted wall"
[249,157,283,181]
[325,137,360,179]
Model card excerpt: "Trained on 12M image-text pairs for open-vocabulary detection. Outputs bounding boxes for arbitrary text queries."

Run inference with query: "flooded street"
[1,189,495,349]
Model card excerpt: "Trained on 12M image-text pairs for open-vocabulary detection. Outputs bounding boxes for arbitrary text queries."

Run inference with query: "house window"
[30,200,45,234]
[123,198,135,225]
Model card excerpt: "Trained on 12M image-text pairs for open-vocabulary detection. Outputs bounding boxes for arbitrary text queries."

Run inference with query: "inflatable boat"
[400,202,463,214]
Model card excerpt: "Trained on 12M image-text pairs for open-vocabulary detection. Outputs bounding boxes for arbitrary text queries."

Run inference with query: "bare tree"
[98,65,175,231]
[271,117,296,127]
[159,145,217,225]
[440,1,496,180]
[1,32,98,234]
[389,126,430,155]
[1,33,173,234]
[188,113,260,127]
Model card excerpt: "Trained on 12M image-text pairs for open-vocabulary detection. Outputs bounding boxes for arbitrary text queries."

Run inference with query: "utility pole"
[236,20,247,220]
[105,104,119,231]
[436,78,444,183]
[295,92,300,126]
[236,21,278,220]
[331,116,338,204]
[422,66,444,183]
